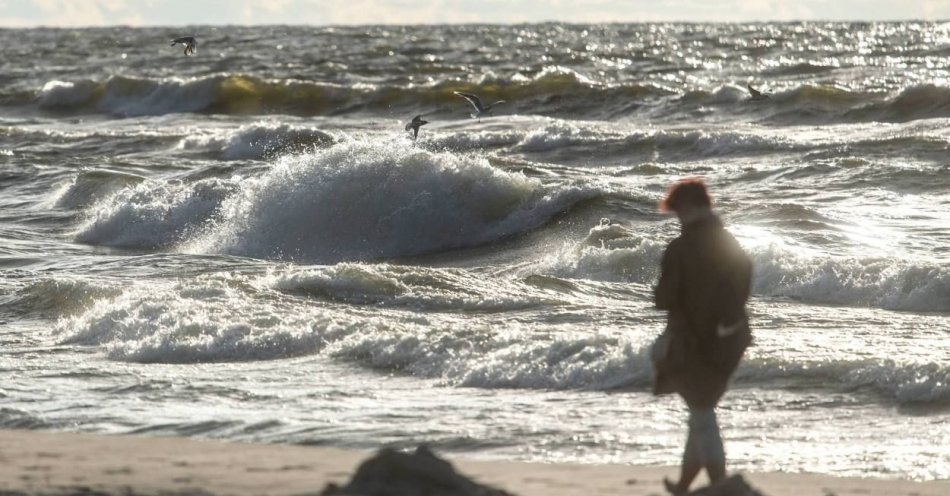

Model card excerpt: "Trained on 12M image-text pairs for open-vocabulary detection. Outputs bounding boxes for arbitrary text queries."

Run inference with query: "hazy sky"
[1,0,949,27]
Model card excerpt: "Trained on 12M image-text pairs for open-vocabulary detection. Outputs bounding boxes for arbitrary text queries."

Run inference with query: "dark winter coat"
[653,213,753,409]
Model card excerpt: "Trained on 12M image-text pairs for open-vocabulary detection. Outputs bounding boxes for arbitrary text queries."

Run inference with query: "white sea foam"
[191,138,598,262]
[56,270,950,404]
[530,221,667,283]
[76,138,598,260]
[75,177,239,249]
[514,121,615,153]
[529,219,950,312]
[57,273,334,363]
[751,245,950,312]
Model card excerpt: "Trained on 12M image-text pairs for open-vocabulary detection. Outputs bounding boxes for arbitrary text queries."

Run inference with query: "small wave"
[10,277,122,317]
[0,407,50,429]
[530,219,950,312]
[178,122,335,160]
[272,263,560,312]
[58,272,653,389]
[674,84,950,125]
[739,356,950,406]
[530,221,667,283]
[751,245,950,312]
[49,169,145,209]
[75,177,240,249]
[36,74,358,116]
[624,128,796,159]
[55,269,950,405]
[763,62,837,77]
[37,79,101,109]
[509,121,796,162]
[750,84,950,124]
[57,274,332,363]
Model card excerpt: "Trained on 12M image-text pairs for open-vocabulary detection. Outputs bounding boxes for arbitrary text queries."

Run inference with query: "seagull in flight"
[405,114,428,140]
[171,36,197,56]
[453,91,505,121]
[747,84,771,101]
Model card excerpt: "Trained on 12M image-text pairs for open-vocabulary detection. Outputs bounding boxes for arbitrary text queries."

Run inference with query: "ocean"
[1,23,948,480]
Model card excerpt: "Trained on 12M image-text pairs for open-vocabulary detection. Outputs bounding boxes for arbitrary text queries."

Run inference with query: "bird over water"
[453,91,505,121]
[405,114,428,140]
[170,36,197,56]
[747,84,770,101]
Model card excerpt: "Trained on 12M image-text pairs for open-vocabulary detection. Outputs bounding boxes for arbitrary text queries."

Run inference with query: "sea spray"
[191,138,598,262]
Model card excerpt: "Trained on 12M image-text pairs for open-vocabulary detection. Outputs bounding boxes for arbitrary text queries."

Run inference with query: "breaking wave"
[76,139,599,262]
[56,270,950,405]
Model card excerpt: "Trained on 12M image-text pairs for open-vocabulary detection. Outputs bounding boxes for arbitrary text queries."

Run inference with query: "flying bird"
[405,114,428,140]
[747,84,771,101]
[453,91,505,121]
[170,36,198,56]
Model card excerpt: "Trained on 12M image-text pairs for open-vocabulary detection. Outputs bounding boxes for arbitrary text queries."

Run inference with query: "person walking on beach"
[651,178,753,495]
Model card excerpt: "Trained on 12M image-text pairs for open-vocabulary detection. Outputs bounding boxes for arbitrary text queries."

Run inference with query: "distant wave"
[423,121,799,163]
[673,83,950,124]
[76,138,600,262]
[22,74,950,124]
[26,71,669,118]
[762,62,838,77]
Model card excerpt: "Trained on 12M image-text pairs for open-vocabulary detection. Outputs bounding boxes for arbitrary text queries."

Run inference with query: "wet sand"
[1,429,947,495]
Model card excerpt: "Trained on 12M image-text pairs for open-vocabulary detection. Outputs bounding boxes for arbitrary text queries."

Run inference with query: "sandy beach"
[1,429,947,496]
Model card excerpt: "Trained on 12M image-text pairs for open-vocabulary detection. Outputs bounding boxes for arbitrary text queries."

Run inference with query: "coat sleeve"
[654,242,680,311]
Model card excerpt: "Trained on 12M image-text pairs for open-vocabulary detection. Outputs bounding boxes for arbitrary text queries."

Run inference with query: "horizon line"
[2,18,949,29]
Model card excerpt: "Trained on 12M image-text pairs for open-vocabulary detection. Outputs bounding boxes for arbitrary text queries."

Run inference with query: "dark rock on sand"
[689,474,767,496]
[321,445,512,496]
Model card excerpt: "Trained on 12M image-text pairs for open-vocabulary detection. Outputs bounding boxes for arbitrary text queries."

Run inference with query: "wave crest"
[77,139,598,262]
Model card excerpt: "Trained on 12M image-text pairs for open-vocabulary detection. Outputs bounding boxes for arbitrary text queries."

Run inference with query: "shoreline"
[1,429,948,495]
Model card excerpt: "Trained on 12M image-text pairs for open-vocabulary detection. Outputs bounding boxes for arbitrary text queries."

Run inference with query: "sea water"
[1,23,948,480]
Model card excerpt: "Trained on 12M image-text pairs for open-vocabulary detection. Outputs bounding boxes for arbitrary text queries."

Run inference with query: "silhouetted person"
[652,178,752,495]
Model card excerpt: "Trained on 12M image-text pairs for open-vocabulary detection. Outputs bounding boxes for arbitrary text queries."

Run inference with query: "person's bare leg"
[707,458,726,484]
[665,464,701,494]
[664,412,703,494]
[693,409,726,485]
